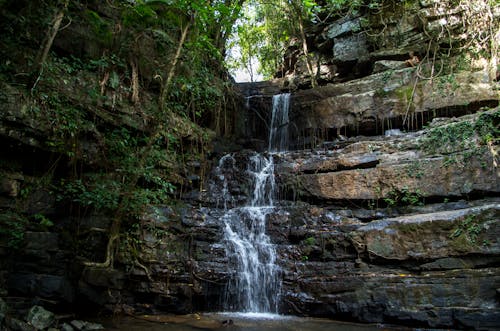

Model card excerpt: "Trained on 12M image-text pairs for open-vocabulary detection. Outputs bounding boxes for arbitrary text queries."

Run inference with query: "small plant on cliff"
[384,187,424,207]
[0,212,27,249]
[449,214,483,244]
[420,108,499,163]
[303,236,316,246]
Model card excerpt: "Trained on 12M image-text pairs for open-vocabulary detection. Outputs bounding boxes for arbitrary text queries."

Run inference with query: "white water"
[222,154,280,313]
[221,93,291,313]
[268,93,290,153]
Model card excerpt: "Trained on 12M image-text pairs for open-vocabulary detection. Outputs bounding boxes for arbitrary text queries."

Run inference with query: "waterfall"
[221,92,290,313]
[268,93,291,153]
[222,154,280,313]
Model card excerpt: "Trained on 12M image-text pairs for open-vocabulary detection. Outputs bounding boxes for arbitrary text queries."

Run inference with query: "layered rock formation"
[271,111,500,329]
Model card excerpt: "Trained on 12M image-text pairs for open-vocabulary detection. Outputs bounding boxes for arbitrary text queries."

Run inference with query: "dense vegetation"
[0,0,246,264]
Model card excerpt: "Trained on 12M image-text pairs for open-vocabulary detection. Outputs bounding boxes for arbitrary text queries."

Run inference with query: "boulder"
[278,110,500,202]
[24,232,59,252]
[5,317,37,331]
[70,320,104,331]
[350,204,500,260]
[294,154,498,200]
[26,305,55,330]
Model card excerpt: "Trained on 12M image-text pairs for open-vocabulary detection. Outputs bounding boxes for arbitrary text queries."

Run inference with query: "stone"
[278,110,500,202]
[327,17,361,39]
[350,204,500,260]
[81,267,125,289]
[333,34,369,62]
[61,324,75,331]
[70,320,86,330]
[372,60,407,73]
[0,177,21,197]
[8,274,75,303]
[24,232,59,251]
[26,305,55,330]
[288,70,498,144]
[6,317,37,331]
[0,297,7,324]
[82,322,104,330]
[69,320,104,331]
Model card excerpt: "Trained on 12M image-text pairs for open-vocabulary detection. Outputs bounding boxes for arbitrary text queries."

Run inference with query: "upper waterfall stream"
[268,93,290,153]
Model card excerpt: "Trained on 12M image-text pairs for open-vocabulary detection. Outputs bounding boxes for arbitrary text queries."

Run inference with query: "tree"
[228,0,322,83]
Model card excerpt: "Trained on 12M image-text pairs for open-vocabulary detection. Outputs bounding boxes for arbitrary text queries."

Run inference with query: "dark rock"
[453,309,500,330]
[24,232,59,252]
[70,320,104,331]
[5,317,36,331]
[61,323,74,331]
[23,189,55,215]
[8,274,75,303]
[0,297,7,325]
[26,305,55,330]
[81,267,125,289]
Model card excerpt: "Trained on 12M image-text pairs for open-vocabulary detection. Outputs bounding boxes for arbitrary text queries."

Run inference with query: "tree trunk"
[297,14,317,88]
[32,1,68,91]
[160,18,192,111]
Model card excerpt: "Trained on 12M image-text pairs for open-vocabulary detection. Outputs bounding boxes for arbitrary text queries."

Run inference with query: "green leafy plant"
[449,214,483,244]
[0,212,27,249]
[303,236,316,246]
[420,108,499,163]
[33,213,54,229]
[384,187,424,207]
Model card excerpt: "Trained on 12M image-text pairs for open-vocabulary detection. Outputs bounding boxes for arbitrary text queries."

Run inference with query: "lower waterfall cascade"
[221,154,280,313]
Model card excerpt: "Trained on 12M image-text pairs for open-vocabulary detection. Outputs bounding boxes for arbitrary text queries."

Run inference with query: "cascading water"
[268,93,290,153]
[221,93,291,313]
[222,155,280,312]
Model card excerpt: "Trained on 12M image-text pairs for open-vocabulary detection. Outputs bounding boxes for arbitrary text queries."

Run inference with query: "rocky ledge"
[268,109,500,329]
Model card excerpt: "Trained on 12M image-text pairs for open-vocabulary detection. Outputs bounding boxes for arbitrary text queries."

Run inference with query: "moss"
[420,108,499,158]
[398,222,426,235]
[369,236,394,257]
[395,85,414,104]
[449,232,476,253]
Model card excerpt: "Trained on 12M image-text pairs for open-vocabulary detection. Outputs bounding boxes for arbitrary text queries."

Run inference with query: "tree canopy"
[226,0,368,81]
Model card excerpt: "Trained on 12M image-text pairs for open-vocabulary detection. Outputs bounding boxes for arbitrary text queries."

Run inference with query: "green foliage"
[0,212,27,249]
[449,215,483,245]
[303,236,316,246]
[420,108,499,162]
[0,0,240,265]
[227,0,390,79]
[405,161,425,179]
[384,187,424,207]
[33,213,54,229]
[475,109,500,144]
[85,10,113,46]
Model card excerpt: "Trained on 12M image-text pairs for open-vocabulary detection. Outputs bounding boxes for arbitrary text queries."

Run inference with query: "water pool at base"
[98,313,414,331]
